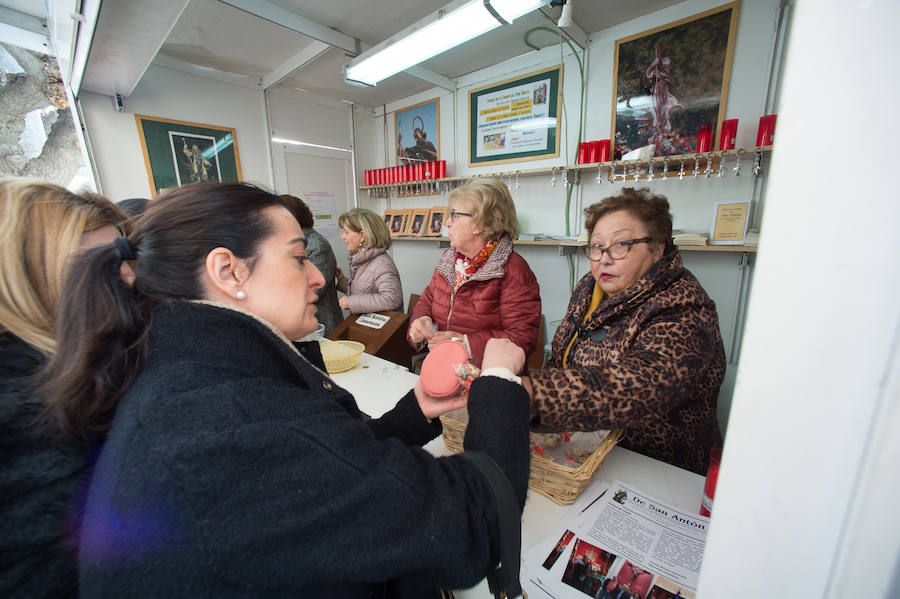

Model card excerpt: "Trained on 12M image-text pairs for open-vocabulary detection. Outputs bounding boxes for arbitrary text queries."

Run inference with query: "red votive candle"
[699,448,722,517]
[719,119,738,150]
[577,142,590,164]
[756,114,777,146]
[696,124,713,153]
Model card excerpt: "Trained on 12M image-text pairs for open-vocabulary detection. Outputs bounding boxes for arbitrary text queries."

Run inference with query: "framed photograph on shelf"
[611,1,739,158]
[134,114,242,197]
[709,199,750,245]
[382,209,394,228]
[468,65,562,167]
[406,208,430,237]
[388,210,406,238]
[396,99,439,166]
[424,206,448,237]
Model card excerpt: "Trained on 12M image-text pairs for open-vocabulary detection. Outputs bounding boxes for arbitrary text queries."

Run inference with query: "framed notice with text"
[611,2,739,158]
[709,199,750,245]
[468,65,561,167]
[135,114,242,197]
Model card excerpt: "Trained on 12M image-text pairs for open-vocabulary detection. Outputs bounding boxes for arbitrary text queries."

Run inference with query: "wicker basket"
[320,340,365,373]
[440,411,623,505]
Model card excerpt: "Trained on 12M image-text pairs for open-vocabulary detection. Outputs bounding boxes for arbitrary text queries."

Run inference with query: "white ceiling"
[1,0,684,108]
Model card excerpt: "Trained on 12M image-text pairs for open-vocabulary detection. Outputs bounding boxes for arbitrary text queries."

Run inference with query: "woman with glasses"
[522,188,725,475]
[408,178,541,368]
[335,208,403,313]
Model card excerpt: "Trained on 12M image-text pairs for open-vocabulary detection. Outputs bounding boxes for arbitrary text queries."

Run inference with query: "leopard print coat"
[528,249,724,474]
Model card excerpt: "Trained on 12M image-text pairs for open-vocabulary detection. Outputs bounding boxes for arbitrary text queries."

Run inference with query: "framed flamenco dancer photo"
[611,2,739,158]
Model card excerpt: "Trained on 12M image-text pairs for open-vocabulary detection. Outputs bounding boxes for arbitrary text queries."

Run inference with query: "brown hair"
[584,187,673,252]
[42,182,286,442]
[0,177,127,355]
[280,194,314,229]
[448,178,518,241]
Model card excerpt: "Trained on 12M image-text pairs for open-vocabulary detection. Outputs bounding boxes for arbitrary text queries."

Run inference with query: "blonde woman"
[0,177,127,597]
[408,178,541,368]
[336,208,403,313]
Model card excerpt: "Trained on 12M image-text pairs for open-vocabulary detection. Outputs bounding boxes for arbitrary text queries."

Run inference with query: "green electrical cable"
[524,26,585,291]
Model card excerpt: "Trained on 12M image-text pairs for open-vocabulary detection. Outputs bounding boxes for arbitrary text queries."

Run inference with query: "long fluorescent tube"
[490,0,550,23]
[345,0,549,86]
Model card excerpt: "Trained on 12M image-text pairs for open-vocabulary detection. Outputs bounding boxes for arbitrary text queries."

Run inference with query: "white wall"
[79,64,273,201]
[698,0,900,596]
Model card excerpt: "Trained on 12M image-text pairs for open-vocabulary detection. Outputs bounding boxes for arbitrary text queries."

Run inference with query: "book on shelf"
[673,230,708,246]
[744,230,759,246]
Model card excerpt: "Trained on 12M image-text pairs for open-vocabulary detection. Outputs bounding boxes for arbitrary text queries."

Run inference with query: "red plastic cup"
[414,162,424,181]
[696,124,713,153]
[596,139,610,162]
[364,170,372,186]
[719,119,738,150]
[756,114,777,146]
[699,448,722,517]
[577,142,590,164]
[435,160,446,178]
[424,161,434,179]
[588,141,602,163]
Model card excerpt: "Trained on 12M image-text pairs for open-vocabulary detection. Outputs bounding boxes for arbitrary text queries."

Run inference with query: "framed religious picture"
[406,208,430,237]
[611,2,739,159]
[709,199,750,245]
[468,65,562,167]
[134,114,242,197]
[396,99,439,166]
[424,206,448,237]
[383,209,396,229]
[388,210,406,238]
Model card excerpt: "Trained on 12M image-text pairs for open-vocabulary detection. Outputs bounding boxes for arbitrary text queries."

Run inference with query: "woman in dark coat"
[43,182,531,597]
[524,188,725,474]
[280,194,343,334]
[0,177,127,597]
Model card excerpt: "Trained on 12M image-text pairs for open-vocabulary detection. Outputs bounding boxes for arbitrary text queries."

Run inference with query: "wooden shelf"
[359,146,773,191]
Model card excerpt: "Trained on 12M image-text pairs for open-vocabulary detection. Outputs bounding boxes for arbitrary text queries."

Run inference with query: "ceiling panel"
[78,0,685,107]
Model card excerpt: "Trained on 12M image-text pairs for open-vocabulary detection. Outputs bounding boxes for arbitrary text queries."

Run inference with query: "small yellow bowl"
[320,340,365,373]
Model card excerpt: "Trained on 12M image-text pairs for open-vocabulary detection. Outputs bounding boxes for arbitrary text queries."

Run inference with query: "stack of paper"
[521,479,709,599]
[673,231,708,246]
[744,230,760,246]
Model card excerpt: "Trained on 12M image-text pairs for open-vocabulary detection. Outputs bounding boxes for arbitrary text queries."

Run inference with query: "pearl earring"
[236,290,246,300]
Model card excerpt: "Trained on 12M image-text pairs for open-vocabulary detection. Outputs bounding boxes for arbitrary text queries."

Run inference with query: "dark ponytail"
[42,182,286,442]
[41,243,148,442]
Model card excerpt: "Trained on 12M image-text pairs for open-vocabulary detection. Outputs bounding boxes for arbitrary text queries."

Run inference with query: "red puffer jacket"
[409,236,541,366]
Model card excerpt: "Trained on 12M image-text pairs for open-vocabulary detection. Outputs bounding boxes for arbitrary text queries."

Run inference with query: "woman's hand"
[482,337,525,374]
[338,296,350,310]
[409,316,436,344]
[336,268,348,293]
[413,379,468,420]
[427,330,463,349]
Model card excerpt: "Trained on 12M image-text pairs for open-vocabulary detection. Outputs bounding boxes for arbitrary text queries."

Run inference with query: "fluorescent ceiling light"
[490,0,549,23]
[271,137,352,153]
[345,0,549,86]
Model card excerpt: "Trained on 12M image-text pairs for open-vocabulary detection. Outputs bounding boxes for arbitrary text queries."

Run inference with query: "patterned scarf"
[453,239,498,291]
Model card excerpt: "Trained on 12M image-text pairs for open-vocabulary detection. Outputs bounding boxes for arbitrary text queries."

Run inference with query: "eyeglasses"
[448,210,474,222]
[582,237,653,261]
